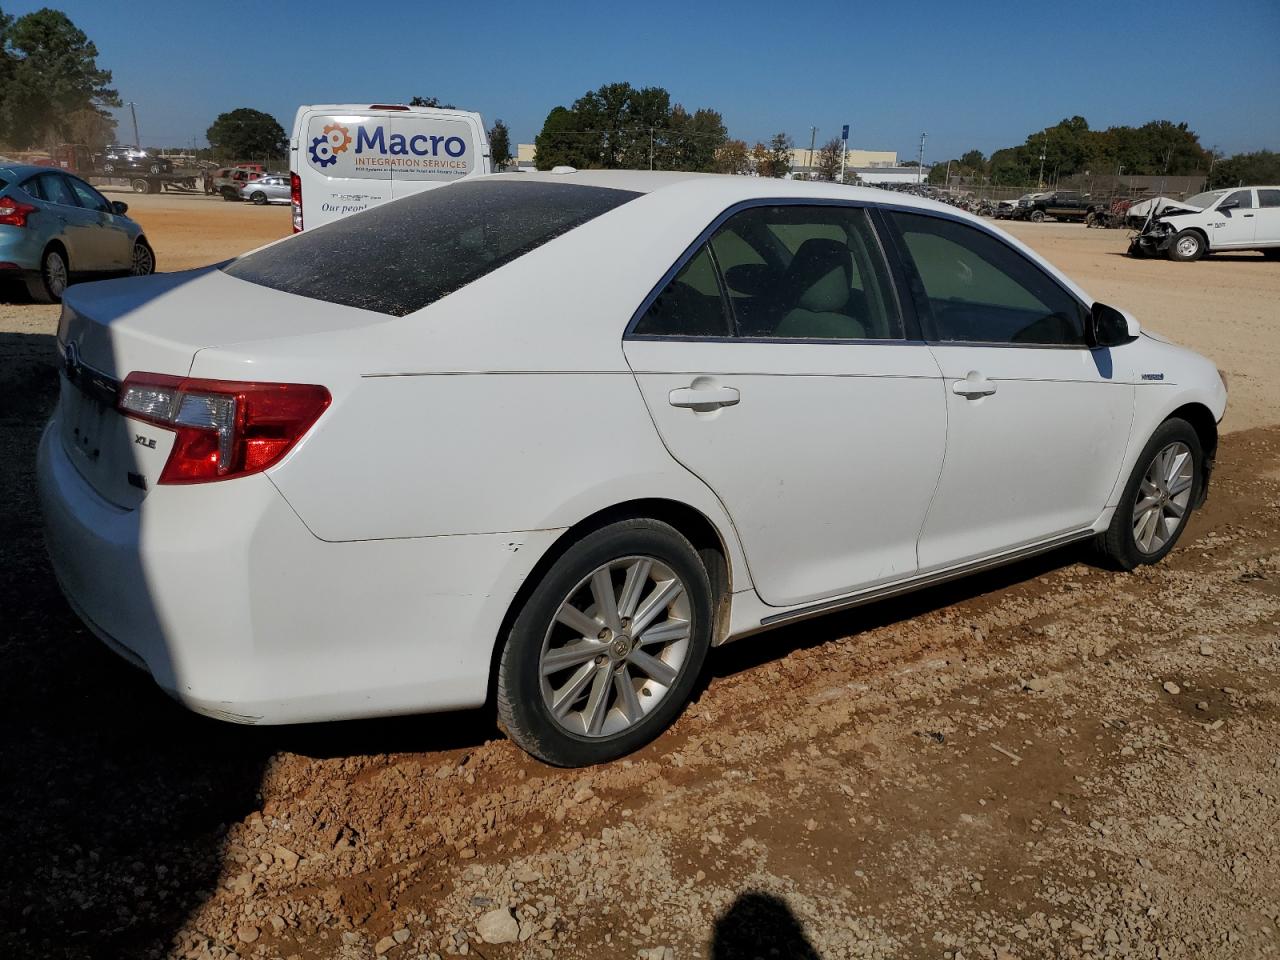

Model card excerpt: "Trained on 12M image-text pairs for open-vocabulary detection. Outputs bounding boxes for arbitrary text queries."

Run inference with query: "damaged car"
[1129,186,1280,261]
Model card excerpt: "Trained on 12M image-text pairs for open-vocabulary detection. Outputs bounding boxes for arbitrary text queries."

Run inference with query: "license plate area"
[57,370,174,509]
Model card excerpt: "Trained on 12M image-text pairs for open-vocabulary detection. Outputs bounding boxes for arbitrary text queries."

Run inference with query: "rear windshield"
[223,179,640,316]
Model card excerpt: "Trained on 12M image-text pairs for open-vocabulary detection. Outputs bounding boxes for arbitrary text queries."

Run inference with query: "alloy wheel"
[45,251,68,297]
[1132,441,1194,554]
[539,556,691,739]
[131,243,154,275]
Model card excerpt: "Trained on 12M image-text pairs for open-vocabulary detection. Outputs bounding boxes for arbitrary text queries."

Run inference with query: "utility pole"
[1037,134,1047,189]
[917,132,926,184]
[840,123,849,183]
[649,127,654,171]
[944,159,953,192]
[128,102,141,149]
[808,126,817,180]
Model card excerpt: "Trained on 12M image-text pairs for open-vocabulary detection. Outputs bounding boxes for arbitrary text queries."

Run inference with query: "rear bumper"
[38,421,561,724]
[0,225,45,270]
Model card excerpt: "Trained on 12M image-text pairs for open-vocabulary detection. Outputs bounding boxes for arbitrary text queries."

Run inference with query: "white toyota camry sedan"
[39,171,1227,766]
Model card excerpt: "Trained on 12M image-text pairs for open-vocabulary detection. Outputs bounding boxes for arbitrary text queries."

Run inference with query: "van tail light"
[290,171,302,232]
[118,373,330,483]
[0,198,36,227]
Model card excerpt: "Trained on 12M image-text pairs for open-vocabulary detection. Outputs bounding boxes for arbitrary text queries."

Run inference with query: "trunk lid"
[55,267,385,509]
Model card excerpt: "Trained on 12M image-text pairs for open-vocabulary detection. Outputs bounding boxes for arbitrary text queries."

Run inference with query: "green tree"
[815,137,842,181]
[206,107,286,162]
[0,7,119,150]
[488,118,512,171]
[765,132,793,178]
[1212,150,1280,188]
[409,95,457,109]
[959,149,986,171]
[715,138,750,175]
[662,105,727,172]
[533,82,727,171]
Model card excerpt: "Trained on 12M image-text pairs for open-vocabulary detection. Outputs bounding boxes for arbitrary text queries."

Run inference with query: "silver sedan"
[238,175,291,205]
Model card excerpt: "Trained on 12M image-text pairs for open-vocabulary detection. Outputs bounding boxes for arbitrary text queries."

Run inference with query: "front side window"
[888,211,1085,346]
[67,177,111,213]
[1223,189,1253,210]
[225,179,640,316]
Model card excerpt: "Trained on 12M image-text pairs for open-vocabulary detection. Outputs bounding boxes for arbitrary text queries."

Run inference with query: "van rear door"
[299,110,394,229]
[387,113,482,198]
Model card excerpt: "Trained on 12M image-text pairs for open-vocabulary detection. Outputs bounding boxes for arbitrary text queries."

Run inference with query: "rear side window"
[888,211,1086,346]
[1258,189,1280,208]
[224,179,639,316]
[634,204,902,341]
[28,173,78,207]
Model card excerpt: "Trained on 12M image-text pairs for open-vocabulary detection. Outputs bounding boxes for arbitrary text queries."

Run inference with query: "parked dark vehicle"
[97,145,173,177]
[1016,191,1101,223]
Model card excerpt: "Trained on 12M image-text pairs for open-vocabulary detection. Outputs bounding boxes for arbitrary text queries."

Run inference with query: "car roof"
[0,163,69,179]
[502,168,981,218]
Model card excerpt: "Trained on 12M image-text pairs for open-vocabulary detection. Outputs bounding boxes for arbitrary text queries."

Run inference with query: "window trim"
[624,198,922,346]
[872,202,1094,351]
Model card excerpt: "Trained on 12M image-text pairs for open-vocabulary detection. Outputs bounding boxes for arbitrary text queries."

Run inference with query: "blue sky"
[17,0,1280,161]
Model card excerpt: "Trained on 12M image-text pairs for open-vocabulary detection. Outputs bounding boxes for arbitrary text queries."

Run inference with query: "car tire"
[1097,418,1202,571]
[132,178,151,194]
[497,518,713,766]
[148,162,162,175]
[251,191,267,205]
[1168,229,1206,262]
[26,246,70,304]
[130,239,156,276]
[1029,210,1046,223]
[1127,239,1148,259]
[1262,249,1280,260]
[221,187,238,201]
[102,162,116,175]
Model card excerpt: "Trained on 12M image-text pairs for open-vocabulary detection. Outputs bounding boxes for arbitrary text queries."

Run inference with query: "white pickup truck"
[1130,186,1280,261]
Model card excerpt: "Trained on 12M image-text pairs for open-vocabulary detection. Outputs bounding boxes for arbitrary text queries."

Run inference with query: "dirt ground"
[1,195,1278,960]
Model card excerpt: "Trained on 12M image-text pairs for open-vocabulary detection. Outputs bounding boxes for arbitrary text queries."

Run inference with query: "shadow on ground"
[711,891,822,959]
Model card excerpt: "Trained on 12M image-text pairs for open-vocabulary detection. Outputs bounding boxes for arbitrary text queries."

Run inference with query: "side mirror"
[111,200,129,215]
[1088,302,1139,348]
[1218,199,1238,212]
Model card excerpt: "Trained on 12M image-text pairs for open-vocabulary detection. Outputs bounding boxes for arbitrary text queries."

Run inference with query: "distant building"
[511,143,899,175]
[850,165,931,185]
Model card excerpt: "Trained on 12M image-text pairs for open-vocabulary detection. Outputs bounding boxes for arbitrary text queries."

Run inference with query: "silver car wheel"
[1176,235,1200,259]
[539,555,691,739]
[1132,441,1194,554]
[131,243,154,276]
[45,250,68,297]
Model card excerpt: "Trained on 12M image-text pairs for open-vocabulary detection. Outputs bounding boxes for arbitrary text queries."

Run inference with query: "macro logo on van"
[308,124,352,167]
[306,116,474,180]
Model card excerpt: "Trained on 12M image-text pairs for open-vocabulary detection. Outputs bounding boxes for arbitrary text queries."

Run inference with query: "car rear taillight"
[290,171,302,232]
[0,198,36,227]
[118,373,330,483]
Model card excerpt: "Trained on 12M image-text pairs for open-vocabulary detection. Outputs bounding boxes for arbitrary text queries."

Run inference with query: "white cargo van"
[289,104,491,231]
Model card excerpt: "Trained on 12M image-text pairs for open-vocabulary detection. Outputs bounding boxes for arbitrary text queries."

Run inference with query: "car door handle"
[668,384,740,409]
[1243,213,1254,218]
[952,371,996,398]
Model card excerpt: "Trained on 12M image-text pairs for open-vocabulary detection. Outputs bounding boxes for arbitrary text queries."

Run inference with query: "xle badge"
[134,434,157,449]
